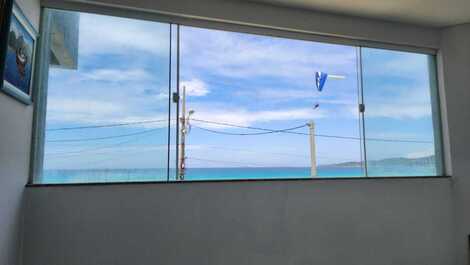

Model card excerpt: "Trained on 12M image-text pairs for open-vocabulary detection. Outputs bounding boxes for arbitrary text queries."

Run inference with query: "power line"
[202,145,357,161]
[191,124,308,136]
[45,130,159,156]
[47,144,168,160]
[204,145,308,158]
[46,128,163,143]
[44,117,433,144]
[191,118,307,135]
[46,119,168,131]
[47,142,355,161]
[52,146,168,168]
[187,157,268,167]
[191,119,432,143]
[46,139,132,156]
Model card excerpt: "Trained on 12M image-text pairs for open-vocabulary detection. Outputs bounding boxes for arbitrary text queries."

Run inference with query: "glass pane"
[39,9,171,184]
[361,48,441,177]
[178,26,364,181]
[168,24,179,181]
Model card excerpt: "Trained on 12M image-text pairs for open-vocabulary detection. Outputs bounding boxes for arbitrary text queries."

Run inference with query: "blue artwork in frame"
[2,3,37,104]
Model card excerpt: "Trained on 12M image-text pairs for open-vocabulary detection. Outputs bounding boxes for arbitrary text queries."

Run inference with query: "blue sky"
[43,12,437,171]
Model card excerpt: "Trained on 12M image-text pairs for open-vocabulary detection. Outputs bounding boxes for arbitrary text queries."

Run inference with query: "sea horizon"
[41,162,436,184]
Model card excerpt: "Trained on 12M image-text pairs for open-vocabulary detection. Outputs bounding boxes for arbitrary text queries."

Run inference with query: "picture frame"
[0,0,14,90]
[2,2,37,105]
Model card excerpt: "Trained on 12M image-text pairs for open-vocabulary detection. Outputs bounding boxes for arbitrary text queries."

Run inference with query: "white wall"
[440,23,470,265]
[0,1,39,264]
[0,95,31,265]
[23,180,454,265]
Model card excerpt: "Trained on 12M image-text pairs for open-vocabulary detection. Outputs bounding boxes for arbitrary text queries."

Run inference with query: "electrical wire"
[187,157,268,167]
[191,124,308,136]
[45,117,433,144]
[202,145,357,161]
[46,119,168,131]
[191,118,432,143]
[191,118,308,135]
[54,145,169,167]
[45,130,160,156]
[46,127,164,143]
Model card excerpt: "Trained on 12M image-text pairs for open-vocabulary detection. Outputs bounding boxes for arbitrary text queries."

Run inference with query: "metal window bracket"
[359,103,365,113]
[172,92,180,103]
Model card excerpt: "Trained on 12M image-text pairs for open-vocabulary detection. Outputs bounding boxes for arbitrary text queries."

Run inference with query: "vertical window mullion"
[175,24,181,181]
[428,56,445,176]
[166,24,173,182]
[29,8,52,183]
[356,46,368,177]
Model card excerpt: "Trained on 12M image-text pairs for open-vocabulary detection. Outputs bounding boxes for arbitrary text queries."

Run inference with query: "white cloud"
[190,106,326,128]
[83,68,153,82]
[47,100,116,113]
[365,104,431,119]
[355,50,434,120]
[47,98,168,127]
[47,99,123,123]
[181,79,209,96]
[235,87,356,106]
[79,13,169,56]
[180,27,435,122]
[181,27,356,82]
[347,103,431,120]
[354,85,433,119]
[364,49,430,78]
[46,67,171,128]
[247,88,315,101]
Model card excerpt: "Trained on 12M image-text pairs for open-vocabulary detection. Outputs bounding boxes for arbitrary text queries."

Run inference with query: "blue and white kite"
[315,72,328,92]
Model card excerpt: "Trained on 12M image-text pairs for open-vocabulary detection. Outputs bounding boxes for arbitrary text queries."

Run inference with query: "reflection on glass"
[361,48,440,177]
[40,9,171,184]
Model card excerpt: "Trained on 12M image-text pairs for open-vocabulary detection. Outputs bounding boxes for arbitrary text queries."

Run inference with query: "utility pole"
[307,121,317,177]
[178,86,187,181]
[178,86,195,181]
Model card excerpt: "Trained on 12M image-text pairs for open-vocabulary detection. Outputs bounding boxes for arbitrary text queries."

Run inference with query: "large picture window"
[33,8,444,184]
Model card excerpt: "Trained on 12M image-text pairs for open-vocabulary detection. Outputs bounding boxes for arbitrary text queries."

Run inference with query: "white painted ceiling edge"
[248,0,470,28]
[41,0,441,49]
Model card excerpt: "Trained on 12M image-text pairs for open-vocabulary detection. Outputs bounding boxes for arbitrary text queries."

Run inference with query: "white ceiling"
[248,0,470,27]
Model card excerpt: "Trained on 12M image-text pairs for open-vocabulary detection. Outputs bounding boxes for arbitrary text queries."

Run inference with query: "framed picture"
[2,2,37,104]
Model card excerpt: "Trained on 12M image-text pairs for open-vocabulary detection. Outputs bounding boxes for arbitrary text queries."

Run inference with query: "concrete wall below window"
[23,179,454,265]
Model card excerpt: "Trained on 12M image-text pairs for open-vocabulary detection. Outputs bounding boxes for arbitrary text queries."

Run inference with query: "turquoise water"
[41,165,435,184]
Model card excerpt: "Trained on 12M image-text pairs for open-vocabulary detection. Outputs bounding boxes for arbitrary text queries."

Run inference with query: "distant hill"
[323,155,435,168]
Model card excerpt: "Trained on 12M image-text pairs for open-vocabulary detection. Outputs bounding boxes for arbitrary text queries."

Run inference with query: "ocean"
[41,165,436,184]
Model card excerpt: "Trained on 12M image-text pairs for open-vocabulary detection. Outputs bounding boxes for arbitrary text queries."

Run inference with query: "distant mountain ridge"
[323,155,435,168]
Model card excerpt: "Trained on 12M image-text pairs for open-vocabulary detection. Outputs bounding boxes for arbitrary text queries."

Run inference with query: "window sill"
[26,175,451,188]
